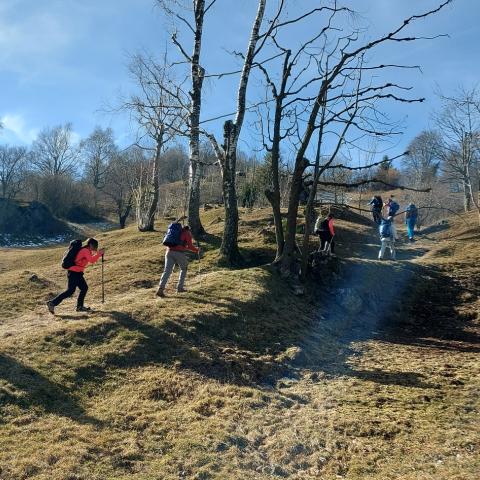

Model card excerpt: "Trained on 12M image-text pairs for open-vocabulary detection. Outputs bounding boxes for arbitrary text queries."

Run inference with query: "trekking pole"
[101,254,105,304]
[196,240,204,295]
[326,234,335,256]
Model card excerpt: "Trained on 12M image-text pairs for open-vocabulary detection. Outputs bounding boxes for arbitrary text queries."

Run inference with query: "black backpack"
[61,239,83,269]
[319,218,330,231]
[373,196,383,209]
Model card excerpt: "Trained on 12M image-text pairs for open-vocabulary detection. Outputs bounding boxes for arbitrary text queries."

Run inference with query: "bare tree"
[434,87,480,219]
[104,148,143,228]
[122,53,187,231]
[404,131,442,187]
[158,0,217,238]
[252,1,452,276]
[30,123,79,177]
[80,126,117,212]
[0,145,28,200]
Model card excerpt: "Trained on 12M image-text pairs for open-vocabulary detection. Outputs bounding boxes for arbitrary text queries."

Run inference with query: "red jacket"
[168,229,199,254]
[327,218,335,236]
[69,247,102,272]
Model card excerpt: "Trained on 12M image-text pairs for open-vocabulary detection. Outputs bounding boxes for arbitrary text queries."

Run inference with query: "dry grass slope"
[0,207,478,479]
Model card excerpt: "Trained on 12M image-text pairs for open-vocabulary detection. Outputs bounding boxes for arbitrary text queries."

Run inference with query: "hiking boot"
[156,287,165,298]
[46,301,55,315]
[176,288,187,293]
[76,306,92,312]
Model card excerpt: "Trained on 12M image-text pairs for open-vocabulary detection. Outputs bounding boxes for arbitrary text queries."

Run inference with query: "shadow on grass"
[418,223,450,236]
[0,354,102,426]
[383,265,480,354]
[343,367,434,389]
[60,249,479,394]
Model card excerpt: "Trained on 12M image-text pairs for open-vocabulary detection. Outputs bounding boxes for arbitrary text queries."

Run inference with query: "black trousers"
[318,231,335,253]
[51,271,88,307]
[372,208,382,224]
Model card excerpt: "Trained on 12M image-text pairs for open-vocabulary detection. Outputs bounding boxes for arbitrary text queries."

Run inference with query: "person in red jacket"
[47,238,104,314]
[156,225,199,297]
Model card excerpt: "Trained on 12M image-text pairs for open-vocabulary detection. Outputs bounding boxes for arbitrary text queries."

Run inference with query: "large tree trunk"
[268,92,287,260]
[187,0,206,238]
[119,199,132,229]
[266,188,284,261]
[210,0,266,265]
[219,122,241,264]
[278,157,309,275]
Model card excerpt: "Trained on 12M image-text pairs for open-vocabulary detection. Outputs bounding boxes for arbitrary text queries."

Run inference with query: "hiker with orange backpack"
[156,221,200,297]
[47,238,104,314]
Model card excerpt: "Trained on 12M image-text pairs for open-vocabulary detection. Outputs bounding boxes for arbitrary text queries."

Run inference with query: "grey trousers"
[379,238,396,260]
[159,250,189,290]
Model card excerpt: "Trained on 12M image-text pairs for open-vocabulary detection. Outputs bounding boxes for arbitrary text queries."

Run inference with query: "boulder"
[0,199,72,236]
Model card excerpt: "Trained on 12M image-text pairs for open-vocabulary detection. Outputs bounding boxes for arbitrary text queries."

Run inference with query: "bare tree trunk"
[266,97,287,260]
[207,0,266,265]
[119,201,132,229]
[279,156,309,274]
[463,176,472,212]
[187,0,206,237]
[221,128,241,264]
[138,136,162,231]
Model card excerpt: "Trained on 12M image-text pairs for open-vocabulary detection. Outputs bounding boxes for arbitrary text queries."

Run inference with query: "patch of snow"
[0,233,72,248]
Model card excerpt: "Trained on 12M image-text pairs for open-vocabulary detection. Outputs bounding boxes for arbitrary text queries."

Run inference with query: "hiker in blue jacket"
[384,195,400,217]
[378,216,397,260]
[405,203,418,241]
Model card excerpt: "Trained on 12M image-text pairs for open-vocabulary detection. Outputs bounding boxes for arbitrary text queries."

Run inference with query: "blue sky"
[0,0,478,160]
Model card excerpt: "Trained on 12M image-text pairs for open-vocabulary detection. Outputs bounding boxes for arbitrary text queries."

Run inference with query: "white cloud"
[0,114,39,144]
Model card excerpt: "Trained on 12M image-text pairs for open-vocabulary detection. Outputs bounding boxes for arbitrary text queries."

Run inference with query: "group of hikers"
[369,194,419,260]
[46,196,419,314]
[313,195,419,261]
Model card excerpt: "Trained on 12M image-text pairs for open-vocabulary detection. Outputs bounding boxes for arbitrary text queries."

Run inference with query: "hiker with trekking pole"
[314,213,336,257]
[47,238,104,314]
[156,217,200,298]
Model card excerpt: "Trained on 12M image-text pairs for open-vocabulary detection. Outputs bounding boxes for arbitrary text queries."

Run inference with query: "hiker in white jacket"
[378,216,397,260]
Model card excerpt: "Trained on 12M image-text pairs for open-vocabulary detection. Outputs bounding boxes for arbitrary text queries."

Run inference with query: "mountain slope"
[0,207,478,479]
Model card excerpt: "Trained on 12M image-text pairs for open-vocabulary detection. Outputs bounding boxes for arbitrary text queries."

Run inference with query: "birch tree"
[158,0,217,238]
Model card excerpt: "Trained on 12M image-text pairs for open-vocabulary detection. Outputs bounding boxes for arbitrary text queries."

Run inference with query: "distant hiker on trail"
[368,195,383,224]
[314,213,335,256]
[384,195,400,217]
[378,216,397,260]
[156,221,199,298]
[47,238,104,314]
[405,203,418,242]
